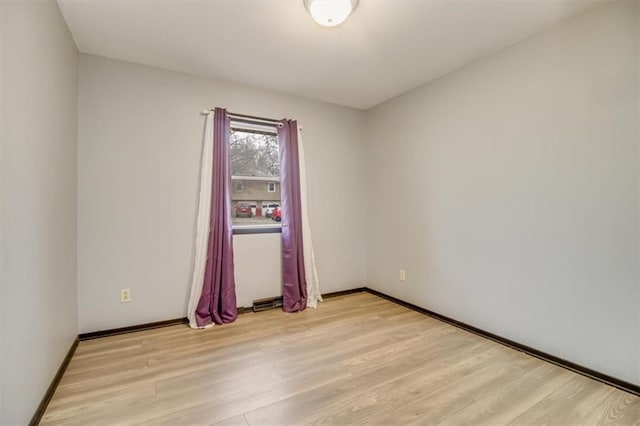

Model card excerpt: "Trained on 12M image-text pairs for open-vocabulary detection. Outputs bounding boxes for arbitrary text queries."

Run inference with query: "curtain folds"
[187,107,237,328]
[278,120,308,312]
[186,113,214,328]
[298,128,322,308]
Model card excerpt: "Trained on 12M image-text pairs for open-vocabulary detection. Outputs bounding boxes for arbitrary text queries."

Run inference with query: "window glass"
[230,129,281,228]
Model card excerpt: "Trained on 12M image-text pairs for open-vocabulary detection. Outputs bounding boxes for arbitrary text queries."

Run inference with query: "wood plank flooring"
[42,293,640,425]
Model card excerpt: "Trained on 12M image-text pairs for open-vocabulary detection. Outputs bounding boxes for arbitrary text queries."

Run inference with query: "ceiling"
[58,0,602,110]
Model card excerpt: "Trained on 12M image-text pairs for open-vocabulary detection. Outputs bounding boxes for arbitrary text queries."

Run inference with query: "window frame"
[229,122,282,235]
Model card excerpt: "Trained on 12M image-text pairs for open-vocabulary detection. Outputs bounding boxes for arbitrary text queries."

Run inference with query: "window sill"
[232,225,282,235]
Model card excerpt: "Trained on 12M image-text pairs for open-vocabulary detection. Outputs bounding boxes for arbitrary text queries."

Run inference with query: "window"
[230,127,281,231]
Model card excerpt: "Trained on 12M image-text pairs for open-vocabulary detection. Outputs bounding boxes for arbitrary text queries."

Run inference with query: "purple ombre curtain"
[278,119,307,312]
[194,107,238,326]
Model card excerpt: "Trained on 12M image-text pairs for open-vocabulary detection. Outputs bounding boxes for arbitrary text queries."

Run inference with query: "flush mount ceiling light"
[304,0,359,27]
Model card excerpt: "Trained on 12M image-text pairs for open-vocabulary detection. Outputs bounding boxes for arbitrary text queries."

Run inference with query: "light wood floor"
[43,293,640,425]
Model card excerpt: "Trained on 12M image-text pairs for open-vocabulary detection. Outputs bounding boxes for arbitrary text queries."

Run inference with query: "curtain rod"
[229,111,282,124]
[232,116,283,129]
[199,109,303,130]
[200,109,281,124]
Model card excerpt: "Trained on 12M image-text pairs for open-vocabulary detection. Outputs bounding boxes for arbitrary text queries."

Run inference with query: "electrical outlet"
[120,288,131,303]
[400,270,406,281]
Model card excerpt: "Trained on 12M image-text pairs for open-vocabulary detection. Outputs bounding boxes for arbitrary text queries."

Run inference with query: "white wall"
[1,0,78,423]
[77,54,367,333]
[0,0,5,422]
[366,0,640,385]
[234,234,282,308]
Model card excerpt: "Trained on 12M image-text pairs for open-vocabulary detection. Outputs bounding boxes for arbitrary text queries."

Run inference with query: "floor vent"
[252,296,283,312]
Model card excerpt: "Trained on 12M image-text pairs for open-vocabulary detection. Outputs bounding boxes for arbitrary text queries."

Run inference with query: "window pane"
[230,130,281,227]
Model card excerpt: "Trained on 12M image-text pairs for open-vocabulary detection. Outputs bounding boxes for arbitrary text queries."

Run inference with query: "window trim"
[267,182,276,193]
[233,225,282,235]
[230,125,281,235]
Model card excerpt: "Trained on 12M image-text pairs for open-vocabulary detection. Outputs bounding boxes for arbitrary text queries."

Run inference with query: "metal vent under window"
[252,296,283,312]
